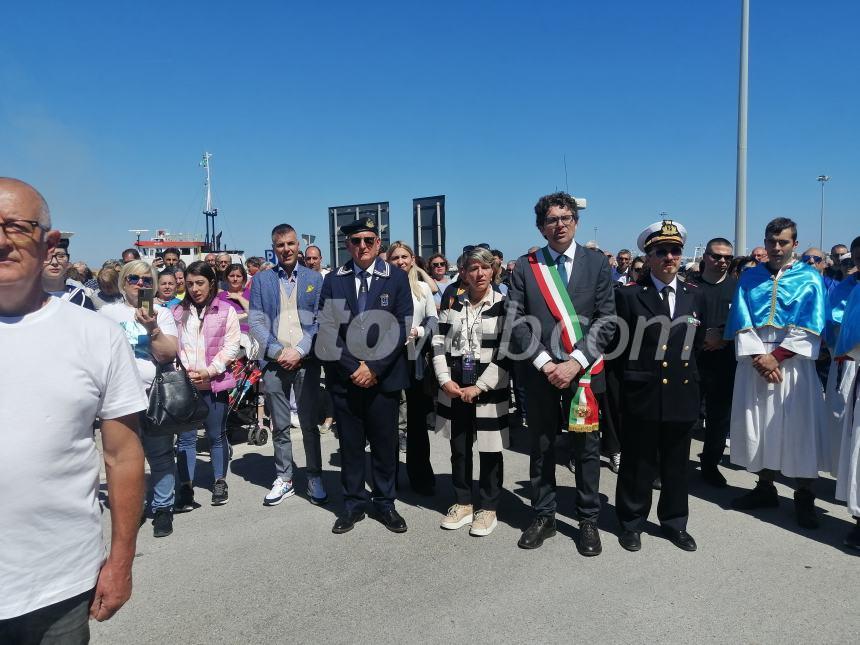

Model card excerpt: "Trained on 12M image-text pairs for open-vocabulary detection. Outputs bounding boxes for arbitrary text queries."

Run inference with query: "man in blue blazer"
[315,217,412,534]
[249,224,326,507]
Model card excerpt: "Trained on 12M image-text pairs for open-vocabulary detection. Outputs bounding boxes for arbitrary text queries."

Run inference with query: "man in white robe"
[726,218,827,529]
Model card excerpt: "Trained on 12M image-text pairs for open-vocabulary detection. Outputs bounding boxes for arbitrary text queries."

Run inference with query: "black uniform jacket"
[612,279,707,424]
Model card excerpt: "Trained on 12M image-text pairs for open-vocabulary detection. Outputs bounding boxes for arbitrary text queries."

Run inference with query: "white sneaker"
[469,510,498,537]
[440,504,473,530]
[263,478,295,506]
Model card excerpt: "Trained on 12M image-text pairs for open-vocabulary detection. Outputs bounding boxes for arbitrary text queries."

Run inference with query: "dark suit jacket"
[316,257,410,394]
[612,279,706,423]
[506,243,616,393]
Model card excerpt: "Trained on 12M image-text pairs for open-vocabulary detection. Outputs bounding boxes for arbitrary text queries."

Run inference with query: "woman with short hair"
[155,268,181,308]
[432,247,510,537]
[172,261,241,509]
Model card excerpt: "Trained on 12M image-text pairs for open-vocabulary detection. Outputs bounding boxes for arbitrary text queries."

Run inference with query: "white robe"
[825,358,857,476]
[729,326,827,479]
[835,347,860,517]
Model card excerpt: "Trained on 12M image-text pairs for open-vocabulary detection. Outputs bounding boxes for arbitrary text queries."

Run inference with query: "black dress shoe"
[618,530,641,552]
[794,489,820,529]
[518,516,557,549]
[576,520,602,557]
[701,464,728,488]
[332,511,366,534]
[661,526,697,552]
[377,508,408,533]
[731,481,779,510]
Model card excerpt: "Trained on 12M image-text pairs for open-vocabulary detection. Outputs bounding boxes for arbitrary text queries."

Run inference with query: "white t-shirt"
[99,300,179,388]
[0,298,147,619]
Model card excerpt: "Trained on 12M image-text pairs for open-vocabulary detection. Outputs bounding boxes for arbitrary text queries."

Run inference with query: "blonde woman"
[388,241,437,495]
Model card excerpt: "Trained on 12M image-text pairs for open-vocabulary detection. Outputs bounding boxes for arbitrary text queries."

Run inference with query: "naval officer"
[613,219,706,552]
[316,217,412,534]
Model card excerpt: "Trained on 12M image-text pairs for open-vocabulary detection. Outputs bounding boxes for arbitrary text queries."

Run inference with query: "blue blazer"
[248,264,324,364]
[317,258,411,393]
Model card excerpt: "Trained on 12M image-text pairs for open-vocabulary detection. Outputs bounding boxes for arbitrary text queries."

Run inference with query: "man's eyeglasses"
[348,235,377,247]
[125,275,153,286]
[653,246,684,259]
[430,261,447,268]
[1,219,49,240]
[462,243,490,253]
[543,215,575,227]
[707,252,734,262]
[801,254,824,264]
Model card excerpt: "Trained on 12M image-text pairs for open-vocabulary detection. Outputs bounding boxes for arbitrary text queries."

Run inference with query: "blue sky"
[2,1,858,266]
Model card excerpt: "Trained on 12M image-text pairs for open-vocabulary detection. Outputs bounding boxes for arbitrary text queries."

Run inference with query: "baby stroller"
[226,356,269,446]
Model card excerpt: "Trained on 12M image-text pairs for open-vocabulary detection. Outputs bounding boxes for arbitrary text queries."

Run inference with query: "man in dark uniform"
[316,218,412,534]
[613,220,706,552]
[687,237,737,487]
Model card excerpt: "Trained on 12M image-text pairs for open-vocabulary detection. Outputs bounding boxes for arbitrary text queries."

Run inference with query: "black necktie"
[357,270,369,313]
[660,285,673,317]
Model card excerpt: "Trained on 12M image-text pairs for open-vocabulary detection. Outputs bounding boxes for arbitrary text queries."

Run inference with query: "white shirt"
[0,299,147,619]
[99,300,179,389]
[409,281,437,342]
[177,305,241,379]
[649,274,679,318]
[533,243,590,371]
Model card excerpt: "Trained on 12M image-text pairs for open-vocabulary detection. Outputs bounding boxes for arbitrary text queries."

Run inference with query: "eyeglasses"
[543,215,575,227]
[125,275,153,286]
[47,252,70,263]
[463,243,490,253]
[707,252,734,262]
[218,260,230,265]
[430,261,447,268]
[801,254,823,264]
[348,236,377,247]
[1,219,49,240]
[653,246,684,259]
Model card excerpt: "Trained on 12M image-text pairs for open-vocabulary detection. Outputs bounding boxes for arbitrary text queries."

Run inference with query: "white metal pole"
[735,0,749,254]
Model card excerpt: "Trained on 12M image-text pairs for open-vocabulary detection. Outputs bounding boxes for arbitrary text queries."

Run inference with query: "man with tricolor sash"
[612,219,705,553]
[507,192,616,556]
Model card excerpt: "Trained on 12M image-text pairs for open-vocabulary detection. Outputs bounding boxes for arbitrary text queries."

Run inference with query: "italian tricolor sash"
[528,247,604,432]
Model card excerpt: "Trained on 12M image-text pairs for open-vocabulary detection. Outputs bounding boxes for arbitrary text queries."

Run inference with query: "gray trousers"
[261,361,322,482]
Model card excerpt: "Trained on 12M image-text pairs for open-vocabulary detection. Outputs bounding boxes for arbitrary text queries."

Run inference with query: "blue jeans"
[141,431,176,511]
[177,390,229,483]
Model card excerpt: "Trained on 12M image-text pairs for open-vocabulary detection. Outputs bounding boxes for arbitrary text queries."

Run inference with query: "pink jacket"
[172,301,237,393]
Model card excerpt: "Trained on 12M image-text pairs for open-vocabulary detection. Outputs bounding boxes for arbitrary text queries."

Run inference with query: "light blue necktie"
[555,254,569,285]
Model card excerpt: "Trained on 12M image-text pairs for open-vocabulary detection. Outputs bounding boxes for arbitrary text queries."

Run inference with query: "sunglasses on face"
[708,252,734,262]
[463,243,490,253]
[653,246,683,259]
[349,236,377,247]
[801,254,824,264]
[430,261,447,268]
[126,275,153,286]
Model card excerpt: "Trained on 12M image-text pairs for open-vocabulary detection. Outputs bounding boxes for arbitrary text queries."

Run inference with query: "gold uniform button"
[683,379,689,384]
[662,378,668,385]
[684,362,689,368]
[684,346,690,351]
[662,362,668,368]
[662,344,668,351]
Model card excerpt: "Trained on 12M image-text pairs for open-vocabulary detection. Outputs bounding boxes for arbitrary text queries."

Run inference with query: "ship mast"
[201,152,219,252]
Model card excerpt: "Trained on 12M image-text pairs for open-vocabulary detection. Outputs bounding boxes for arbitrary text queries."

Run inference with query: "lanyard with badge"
[461,300,485,385]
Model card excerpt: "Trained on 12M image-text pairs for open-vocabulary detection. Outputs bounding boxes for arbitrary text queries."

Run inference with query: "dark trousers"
[404,376,435,490]
[699,360,735,468]
[616,419,693,532]
[597,375,622,456]
[0,589,91,645]
[526,372,601,521]
[331,386,399,514]
[449,397,503,510]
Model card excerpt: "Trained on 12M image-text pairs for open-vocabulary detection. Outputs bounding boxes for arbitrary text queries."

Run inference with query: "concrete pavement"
[92,427,859,644]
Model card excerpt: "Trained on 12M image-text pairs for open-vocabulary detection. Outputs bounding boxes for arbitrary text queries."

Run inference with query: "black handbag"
[143,360,210,436]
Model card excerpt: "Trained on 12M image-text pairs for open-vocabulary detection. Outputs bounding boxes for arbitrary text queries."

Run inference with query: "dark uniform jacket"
[316,257,411,394]
[612,279,707,423]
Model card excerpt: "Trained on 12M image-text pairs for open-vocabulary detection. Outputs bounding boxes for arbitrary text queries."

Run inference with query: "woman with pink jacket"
[172,261,241,510]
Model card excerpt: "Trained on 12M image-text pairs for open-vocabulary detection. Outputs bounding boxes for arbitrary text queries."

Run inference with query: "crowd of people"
[2,175,860,641]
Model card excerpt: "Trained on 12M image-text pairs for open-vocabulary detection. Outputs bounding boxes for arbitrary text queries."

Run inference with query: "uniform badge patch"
[380,293,389,307]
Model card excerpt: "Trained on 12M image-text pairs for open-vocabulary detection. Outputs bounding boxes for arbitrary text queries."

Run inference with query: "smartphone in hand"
[138,287,154,316]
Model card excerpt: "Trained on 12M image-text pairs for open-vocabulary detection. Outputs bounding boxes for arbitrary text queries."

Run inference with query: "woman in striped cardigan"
[432,247,510,537]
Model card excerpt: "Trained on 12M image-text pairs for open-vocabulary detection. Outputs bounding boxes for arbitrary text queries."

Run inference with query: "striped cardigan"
[431,289,510,452]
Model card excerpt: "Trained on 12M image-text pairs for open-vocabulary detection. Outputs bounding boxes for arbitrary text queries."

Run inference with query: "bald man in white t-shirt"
[0,178,146,641]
